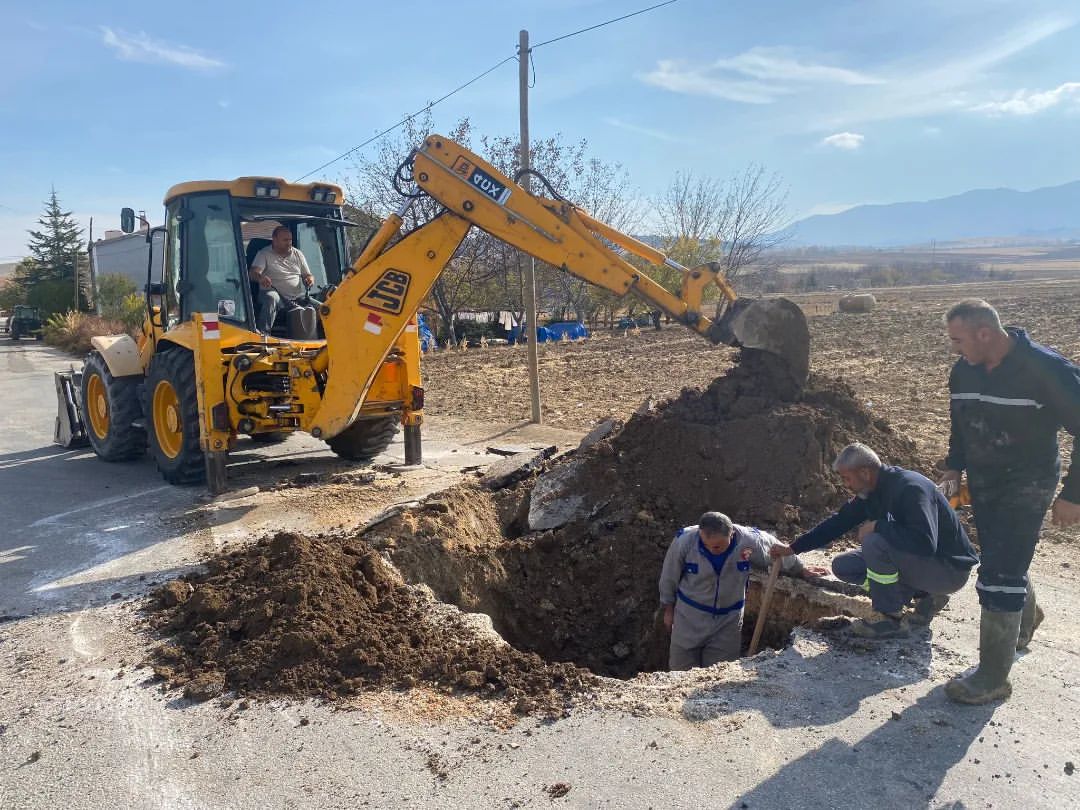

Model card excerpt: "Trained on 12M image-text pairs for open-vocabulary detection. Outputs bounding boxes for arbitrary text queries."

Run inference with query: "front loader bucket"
[54,369,89,448]
[708,297,810,389]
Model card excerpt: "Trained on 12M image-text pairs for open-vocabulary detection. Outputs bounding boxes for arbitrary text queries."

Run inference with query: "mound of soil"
[372,353,925,678]
[148,531,594,713]
[149,352,928,701]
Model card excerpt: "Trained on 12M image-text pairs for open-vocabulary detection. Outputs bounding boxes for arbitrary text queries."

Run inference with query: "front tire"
[326,416,399,460]
[146,349,205,485]
[81,351,146,461]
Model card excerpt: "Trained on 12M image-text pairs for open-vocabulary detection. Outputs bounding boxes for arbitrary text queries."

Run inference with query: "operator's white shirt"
[252,246,311,299]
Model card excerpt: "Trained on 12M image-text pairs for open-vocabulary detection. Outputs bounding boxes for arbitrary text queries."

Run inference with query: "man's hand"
[801,565,830,579]
[857,520,876,541]
[663,604,674,633]
[258,274,273,290]
[302,272,315,289]
[769,542,794,559]
[937,470,962,499]
[1052,497,1080,527]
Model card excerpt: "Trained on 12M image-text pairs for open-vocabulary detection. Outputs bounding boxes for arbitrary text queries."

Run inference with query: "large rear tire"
[81,351,146,461]
[146,349,205,485]
[326,416,399,461]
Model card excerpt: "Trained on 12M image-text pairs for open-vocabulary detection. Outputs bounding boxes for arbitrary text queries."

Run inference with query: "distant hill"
[787,180,1080,247]
[0,262,17,279]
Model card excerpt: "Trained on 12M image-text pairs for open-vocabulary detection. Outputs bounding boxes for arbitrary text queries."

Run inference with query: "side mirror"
[121,207,136,233]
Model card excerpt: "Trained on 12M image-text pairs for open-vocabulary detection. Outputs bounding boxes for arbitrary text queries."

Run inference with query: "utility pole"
[518,29,543,424]
[73,250,80,311]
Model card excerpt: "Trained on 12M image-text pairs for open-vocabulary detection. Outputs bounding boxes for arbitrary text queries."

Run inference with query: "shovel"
[748,557,783,656]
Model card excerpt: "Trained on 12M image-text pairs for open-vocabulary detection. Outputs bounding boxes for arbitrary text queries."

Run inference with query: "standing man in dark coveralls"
[940,299,1080,705]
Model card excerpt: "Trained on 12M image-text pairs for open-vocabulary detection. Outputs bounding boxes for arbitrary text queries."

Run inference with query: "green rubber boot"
[946,609,1022,705]
[1016,581,1044,650]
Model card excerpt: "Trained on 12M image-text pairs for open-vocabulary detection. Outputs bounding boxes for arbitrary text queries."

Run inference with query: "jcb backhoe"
[59,135,809,493]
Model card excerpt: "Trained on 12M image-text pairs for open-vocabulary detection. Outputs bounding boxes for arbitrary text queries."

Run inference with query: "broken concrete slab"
[578,418,620,451]
[527,458,588,531]
[480,446,556,490]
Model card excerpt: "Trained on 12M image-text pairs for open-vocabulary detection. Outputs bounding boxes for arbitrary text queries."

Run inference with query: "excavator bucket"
[54,368,89,448]
[708,297,810,389]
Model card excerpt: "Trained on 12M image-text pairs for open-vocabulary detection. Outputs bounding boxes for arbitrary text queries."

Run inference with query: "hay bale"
[839,293,876,313]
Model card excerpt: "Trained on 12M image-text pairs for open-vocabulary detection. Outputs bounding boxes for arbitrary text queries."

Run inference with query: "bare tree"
[653,165,788,302]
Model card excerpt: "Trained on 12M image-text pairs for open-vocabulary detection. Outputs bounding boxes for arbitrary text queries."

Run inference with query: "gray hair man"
[940,299,1080,704]
[249,225,316,334]
[771,443,978,638]
[659,511,823,670]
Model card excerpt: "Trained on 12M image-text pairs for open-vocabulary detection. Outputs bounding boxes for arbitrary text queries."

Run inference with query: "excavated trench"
[147,352,925,705]
[369,482,868,679]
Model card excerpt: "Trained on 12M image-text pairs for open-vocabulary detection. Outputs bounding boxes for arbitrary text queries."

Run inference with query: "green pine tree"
[22,188,90,312]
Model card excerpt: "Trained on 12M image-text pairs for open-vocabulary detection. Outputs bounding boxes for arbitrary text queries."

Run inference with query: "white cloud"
[100,27,225,71]
[821,132,865,150]
[713,47,882,86]
[813,14,1076,129]
[970,81,1080,115]
[603,117,694,143]
[640,47,881,105]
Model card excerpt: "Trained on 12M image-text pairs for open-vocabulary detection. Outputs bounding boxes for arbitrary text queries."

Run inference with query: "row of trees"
[344,113,788,343]
[754,259,1009,295]
[0,190,92,315]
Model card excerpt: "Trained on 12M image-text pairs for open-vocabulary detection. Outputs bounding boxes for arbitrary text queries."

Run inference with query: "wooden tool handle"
[748,557,783,656]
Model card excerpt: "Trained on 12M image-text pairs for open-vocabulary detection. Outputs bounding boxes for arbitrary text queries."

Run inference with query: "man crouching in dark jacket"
[771,443,979,639]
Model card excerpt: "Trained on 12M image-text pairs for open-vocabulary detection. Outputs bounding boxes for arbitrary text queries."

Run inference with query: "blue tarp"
[543,321,589,341]
[417,313,435,352]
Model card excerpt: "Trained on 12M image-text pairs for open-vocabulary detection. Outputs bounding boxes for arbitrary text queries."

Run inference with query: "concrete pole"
[519,29,543,424]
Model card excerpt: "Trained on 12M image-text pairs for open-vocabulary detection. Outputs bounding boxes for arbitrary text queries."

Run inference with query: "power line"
[295,0,682,181]
[295,56,516,182]
[532,0,681,49]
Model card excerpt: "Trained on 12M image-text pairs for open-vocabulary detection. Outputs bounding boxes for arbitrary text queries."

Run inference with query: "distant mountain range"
[786,180,1080,247]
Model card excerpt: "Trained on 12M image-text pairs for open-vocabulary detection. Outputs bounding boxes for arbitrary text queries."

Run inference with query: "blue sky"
[2,0,1078,259]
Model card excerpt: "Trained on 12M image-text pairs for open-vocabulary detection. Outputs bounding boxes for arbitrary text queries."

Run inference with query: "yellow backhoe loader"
[57,134,809,493]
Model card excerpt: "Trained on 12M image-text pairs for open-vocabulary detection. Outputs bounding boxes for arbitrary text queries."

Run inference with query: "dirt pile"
[148,531,594,713]
[148,353,926,701]
[371,353,924,678]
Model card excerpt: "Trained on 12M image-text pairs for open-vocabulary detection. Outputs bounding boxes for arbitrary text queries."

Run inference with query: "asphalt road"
[1,340,1078,809]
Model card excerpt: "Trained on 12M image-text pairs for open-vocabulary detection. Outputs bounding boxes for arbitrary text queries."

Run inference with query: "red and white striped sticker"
[201,313,220,339]
[363,312,383,335]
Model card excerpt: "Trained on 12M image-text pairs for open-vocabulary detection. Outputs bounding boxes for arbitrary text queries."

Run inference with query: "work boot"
[945,609,1022,705]
[1016,582,1044,650]
[849,612,908,639]
[910,594,950,626]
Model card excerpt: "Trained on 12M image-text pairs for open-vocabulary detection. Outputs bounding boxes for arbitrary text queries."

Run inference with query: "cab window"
[178,193,248,324]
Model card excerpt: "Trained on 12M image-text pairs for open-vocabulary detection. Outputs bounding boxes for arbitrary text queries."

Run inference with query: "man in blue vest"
[659,512,822,670]
[939,299,1080,704]
[770,443,979,639]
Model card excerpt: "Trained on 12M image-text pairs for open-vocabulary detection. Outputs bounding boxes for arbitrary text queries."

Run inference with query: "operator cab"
[149,178,358,337]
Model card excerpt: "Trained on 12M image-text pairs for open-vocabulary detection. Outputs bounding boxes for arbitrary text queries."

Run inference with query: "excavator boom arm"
[409,136,730,333]
[311,134,808,439]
